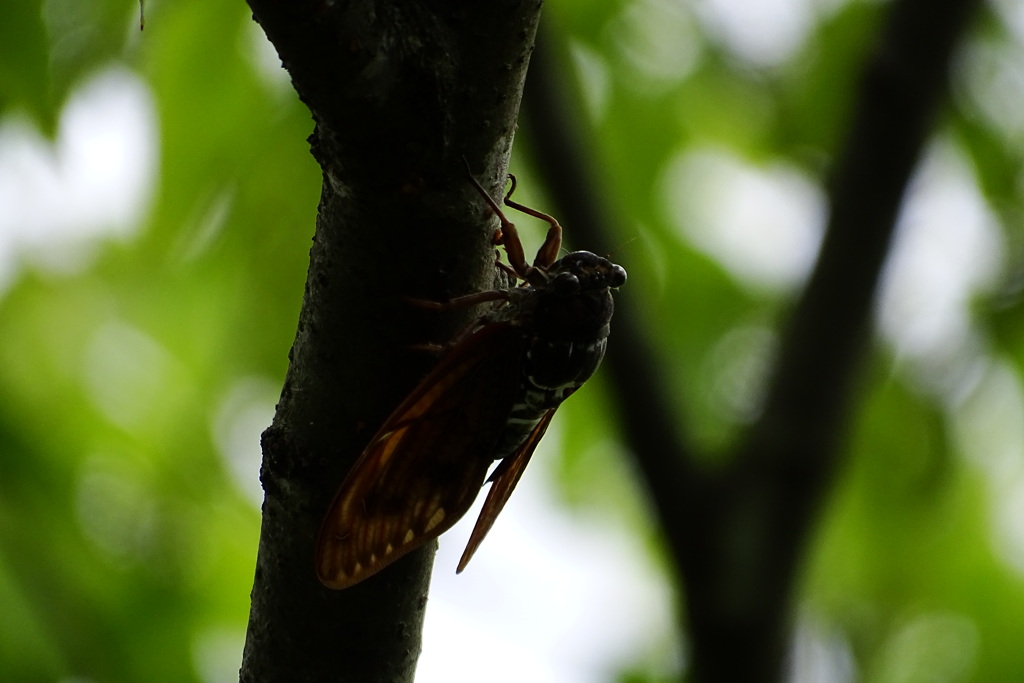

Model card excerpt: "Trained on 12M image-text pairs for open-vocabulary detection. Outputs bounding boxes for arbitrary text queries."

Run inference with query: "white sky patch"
[660,146,825,293]
[419,431,680,683]
[993,474,1024,579]
[82,321,189,435]
[211,376,279,508]
[876,140,1003,401]
[693,0,830,67]
[192,626,246,683]
[955,0,1024,146]
[789,611,857,683]
[992,0,1024,45]
[0,66,157,293]
[568,40,612,123]
[870,611,978,682]
[702,322,777,424]
[169,186,235,264]
[956,29,1024,145]
[608,0,702,93]
[953,359,1024,578]
[75,452,158,566]
[242,20,293,95]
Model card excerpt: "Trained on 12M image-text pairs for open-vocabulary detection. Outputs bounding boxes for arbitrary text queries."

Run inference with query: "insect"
[315,161,626,589]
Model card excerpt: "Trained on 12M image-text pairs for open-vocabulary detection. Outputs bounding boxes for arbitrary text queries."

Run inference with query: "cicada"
[315,162,626,589]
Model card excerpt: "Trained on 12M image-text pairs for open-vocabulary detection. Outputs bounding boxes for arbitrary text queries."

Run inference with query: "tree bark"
[239,2,542,681]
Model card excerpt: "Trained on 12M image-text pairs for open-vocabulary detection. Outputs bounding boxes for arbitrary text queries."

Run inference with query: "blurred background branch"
[523,0,982,678]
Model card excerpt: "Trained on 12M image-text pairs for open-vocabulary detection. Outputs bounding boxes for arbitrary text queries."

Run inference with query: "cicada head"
[533,251,627,344]
[547,250,627,292]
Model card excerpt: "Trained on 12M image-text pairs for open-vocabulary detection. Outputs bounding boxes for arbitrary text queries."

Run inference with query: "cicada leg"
[405,289,510,312]
[463,159,545,286]
[503,174,563,269]
[404,288,511,353]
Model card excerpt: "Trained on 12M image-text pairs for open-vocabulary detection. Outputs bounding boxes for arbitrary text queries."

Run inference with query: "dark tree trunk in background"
[520,0,981,679]
[238,3,542,681]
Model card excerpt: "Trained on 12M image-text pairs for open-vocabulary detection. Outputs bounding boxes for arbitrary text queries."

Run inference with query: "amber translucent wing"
[316,321,527,589]
[456,406,560,573]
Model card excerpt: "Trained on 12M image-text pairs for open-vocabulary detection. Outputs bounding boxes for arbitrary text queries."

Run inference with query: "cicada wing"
[456,409,557,574]
[316,322,526,589]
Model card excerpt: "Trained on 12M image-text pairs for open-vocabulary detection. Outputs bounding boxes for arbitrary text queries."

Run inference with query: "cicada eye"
[552,272,580,293]
[609,264,627,288]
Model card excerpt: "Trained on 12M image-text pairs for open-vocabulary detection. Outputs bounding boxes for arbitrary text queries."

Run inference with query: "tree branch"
[239,2,542,681]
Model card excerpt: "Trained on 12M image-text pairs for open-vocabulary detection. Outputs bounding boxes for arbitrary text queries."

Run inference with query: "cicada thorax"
[485,250,625,461]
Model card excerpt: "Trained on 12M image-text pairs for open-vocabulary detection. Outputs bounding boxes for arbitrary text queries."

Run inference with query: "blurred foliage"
[1,0,1023,681]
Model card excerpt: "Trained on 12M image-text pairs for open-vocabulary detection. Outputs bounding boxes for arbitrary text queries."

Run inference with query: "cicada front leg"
[463,159,546,286]
[405,289,510,313]
[502,174,563,270]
